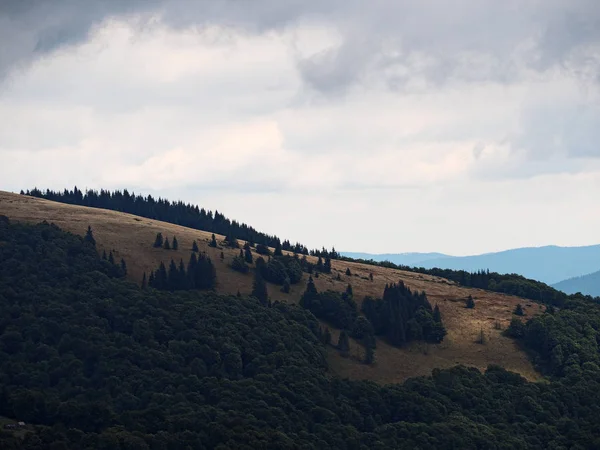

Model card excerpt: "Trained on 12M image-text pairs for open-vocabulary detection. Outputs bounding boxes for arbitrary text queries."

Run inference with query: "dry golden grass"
[0,190,541,383]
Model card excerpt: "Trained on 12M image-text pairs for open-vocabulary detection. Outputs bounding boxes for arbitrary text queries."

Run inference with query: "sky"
[1,0,599,255]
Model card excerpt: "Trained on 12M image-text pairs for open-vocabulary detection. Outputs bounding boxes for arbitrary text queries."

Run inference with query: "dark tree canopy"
[1,218,600,448]
[84,225,96,247]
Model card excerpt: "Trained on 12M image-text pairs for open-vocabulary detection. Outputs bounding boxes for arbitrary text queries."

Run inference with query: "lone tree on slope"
[84,225,96,247]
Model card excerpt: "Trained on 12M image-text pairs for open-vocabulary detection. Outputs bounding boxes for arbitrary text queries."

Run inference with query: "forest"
[1,217,600,448]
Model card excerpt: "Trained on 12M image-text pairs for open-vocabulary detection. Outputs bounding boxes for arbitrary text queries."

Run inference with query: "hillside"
[0,190,541,383]
[346,244,600,285]
[553,269,600,297]
[3,217,599,448]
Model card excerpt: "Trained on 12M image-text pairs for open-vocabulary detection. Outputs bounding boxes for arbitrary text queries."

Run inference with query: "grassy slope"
[0,190,541,383]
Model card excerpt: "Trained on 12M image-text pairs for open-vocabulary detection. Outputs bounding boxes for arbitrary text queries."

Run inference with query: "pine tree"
[108,251,115,264]
[338,331,350,357]
[237,290,241,297]
[514,304,524,316]
[84,225,96,247]
[324,257,331,273]
[155,262,167,290]
[369,273,374,282]
[153,232,164,248]
[178,259,187,289]
[466,295,475,309]
[141,272,147,289]
[345,267,352,276]
[345,284,353,298]
[120,258,127,275]
[433,304,442,322]
[163,237,171,250]
[364,335,376,364]
[168,259,178,291]
[244,246,253,264]
[300,276,319,310]
[148,271,155,288]
[209,234,217,248]
[252,270,269,306]
[192,240,199,252]
[274,240,283,257]
[225,231,239,248]
[281,277,291,294]
[172,236,178,250]
[187,252,198,288]
[102,250,107,260]
[316,257,324,272]
[220,251,224,260]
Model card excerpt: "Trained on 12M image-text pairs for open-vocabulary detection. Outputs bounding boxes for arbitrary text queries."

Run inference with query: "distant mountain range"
[552,270,600,297]
[343,245,600,295]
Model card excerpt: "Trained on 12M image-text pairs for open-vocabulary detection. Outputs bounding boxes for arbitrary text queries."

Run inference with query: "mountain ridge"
[343,244,600,285]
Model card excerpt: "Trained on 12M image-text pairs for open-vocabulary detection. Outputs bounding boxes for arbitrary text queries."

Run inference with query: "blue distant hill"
[553,270,600,297]
[342,245,600,285]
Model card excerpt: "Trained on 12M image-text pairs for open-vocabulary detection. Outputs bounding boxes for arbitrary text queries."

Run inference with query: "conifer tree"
[187,252,198,288]
[141,272,147,289]
[120,258,127,275]
[153,232,164,248]
[300,276,319,309]
[345,267,352,276]
[237,290,241,297]
[345,284,353,298]
[102,250,107,260]
[281,277,291,294]
[168,259,178,291]
[148,271,155,288]
[338,330,350,357]
[433,304,442,323]
[274,240,283,257]
[84,225,96,247]
[244,246,253,264]
[369,273,374,282]
[252,270,269,306]
[155,262,168,289]
[225,231,239,248]
[178,259,187,289]
[220,251,224,260]
[239,249,244,259]
[466,295,475,309]
[163,237,171,250]
[192,240,199,252]
[108,251,115,264]
[514,303,525,316]
[209,234,217,248]
[316,257,324,272]
[172,236,178,250]
[324,257,332,273]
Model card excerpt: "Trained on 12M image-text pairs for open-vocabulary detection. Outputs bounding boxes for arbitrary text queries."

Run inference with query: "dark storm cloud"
[2,0,599,87]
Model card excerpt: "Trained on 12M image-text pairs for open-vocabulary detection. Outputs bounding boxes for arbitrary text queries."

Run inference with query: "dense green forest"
[1,217,600,448]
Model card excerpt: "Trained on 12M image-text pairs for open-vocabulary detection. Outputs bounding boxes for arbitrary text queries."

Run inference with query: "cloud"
[1,1,600,253]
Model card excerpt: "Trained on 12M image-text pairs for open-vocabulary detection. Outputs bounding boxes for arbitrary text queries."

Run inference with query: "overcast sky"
[1,0,599,255]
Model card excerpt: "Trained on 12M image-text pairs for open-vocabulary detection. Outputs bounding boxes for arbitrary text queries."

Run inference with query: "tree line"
[23,187,340,259]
